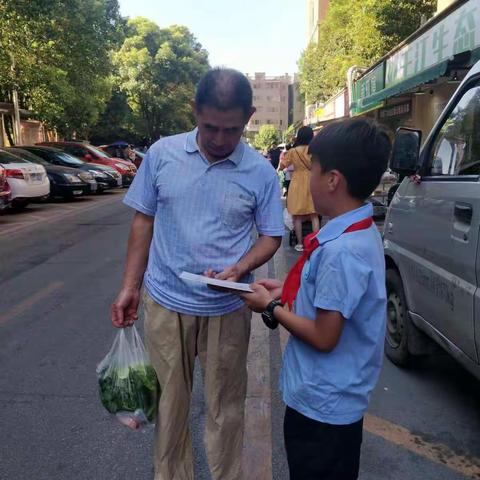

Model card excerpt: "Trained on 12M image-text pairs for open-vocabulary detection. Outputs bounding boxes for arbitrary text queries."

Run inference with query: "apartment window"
[280,120,283,126]
[254,120,260,125]
[267,119,271,124]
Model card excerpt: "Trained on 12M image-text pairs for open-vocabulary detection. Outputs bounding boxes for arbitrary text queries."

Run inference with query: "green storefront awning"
[362,61,449,107]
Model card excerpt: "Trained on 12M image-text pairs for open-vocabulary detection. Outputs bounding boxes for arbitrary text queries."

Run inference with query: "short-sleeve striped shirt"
[124,128,284,316]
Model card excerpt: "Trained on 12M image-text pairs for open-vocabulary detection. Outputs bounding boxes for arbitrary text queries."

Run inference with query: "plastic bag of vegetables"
[97,325,158,430]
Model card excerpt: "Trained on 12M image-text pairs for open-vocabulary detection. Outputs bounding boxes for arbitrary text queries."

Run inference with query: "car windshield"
[56,152,85,165]
[0,150,30,164]
[9,149,50,166]
[88,146,111,158]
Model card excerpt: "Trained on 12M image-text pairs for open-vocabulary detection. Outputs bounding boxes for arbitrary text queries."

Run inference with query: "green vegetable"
[98,363,158,422]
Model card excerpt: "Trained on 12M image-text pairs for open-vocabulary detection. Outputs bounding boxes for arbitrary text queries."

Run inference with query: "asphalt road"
[0,193,479,480]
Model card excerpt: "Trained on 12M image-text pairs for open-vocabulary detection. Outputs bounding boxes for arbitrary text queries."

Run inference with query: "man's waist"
[144,274,247,316]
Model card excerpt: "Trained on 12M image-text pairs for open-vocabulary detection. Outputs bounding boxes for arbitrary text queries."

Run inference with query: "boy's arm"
[274,306,344,353]
[242,284,344,353]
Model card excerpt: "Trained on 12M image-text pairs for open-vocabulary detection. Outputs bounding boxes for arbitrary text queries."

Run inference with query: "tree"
[0,0,124,139]
[298,0,436,104]
[253,125,280,151]
[114,18,210,143]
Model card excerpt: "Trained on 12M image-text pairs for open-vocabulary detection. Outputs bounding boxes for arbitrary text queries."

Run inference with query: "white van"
[384,60,480,380]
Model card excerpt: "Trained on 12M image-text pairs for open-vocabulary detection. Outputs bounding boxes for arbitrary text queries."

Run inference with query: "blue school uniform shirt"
[123,129,284,316]
[280,203,387,425]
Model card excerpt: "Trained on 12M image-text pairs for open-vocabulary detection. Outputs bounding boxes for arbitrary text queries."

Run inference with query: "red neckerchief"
[281,217,373,309]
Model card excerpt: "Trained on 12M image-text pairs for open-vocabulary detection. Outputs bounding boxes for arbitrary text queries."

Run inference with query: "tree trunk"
[4,115,15,146]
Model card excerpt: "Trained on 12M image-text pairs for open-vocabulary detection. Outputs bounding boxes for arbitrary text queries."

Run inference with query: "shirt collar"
[184,127,245,166]
[316,202,374,246]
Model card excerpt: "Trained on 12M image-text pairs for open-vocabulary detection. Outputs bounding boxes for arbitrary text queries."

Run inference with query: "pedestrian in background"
[240,118,391,480]
[268,143,281,170]
[278,143,293,196]
[111,67,284,480]
[279,126,319,251]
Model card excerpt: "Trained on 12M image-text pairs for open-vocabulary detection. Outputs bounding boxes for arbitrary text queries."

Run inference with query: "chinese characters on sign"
[379,102,411,119]
[386,0,479,88]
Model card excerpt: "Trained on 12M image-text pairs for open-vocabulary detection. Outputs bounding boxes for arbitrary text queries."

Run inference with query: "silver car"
[384,60,480,380]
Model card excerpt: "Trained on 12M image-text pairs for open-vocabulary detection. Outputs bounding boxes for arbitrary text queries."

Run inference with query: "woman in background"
[279,126,319,252]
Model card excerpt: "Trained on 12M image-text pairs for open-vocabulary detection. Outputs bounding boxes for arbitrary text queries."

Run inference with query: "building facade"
[306,0,330,45]
[289,74,306,128]
[245,73,291,141]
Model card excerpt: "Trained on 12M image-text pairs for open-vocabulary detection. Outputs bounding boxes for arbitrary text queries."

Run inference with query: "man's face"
[194,104,254,161]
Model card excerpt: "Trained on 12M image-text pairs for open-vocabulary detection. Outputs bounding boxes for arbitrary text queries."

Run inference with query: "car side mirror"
[390,128,422,176]
[84,153,93,161]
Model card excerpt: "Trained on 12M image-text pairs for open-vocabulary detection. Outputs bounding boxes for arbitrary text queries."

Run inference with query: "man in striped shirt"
[112,68,284,480]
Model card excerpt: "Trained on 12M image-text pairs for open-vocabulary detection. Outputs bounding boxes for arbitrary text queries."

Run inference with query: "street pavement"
[0,192,479,480]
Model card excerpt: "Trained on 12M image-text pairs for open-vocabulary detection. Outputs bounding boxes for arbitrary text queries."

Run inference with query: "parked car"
[100,143,144,168]
[384,59,480,380]
[367,197,387,220]
[0,165,11,211]
[19,146,122,193]
[6,148,94,199]
[0,150,49,209]
[37,141,136,186]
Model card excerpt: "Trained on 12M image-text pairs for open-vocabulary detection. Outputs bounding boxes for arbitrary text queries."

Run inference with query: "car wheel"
[11,200,28,211]
[385,269,412,366]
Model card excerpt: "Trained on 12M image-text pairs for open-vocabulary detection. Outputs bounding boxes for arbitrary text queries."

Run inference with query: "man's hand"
[204,264,246,292]
[111,288,141,328]
[212,264,245,282]
[256,278,283,301]
[239,283,274,312]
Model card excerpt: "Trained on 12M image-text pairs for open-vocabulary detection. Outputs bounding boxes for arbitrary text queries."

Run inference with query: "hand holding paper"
[180,271,253,293]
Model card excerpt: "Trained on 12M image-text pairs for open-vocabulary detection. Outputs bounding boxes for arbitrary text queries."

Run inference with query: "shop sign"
[386,0,480,87]
[379,101,411,119]
[354,63,385,102]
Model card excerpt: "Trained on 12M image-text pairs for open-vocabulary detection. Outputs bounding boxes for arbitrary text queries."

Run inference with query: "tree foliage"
[253,125,280,151]
[0,0,125,139]
[113,18,210,143]
[298,0,437,104]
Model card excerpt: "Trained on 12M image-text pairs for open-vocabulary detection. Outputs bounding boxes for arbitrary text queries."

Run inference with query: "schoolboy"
[240,118,392,479]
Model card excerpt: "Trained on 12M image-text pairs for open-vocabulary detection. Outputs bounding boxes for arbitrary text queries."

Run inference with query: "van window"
[429,85,480,176]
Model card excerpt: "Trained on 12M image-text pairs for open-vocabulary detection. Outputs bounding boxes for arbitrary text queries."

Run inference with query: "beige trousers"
[143,293,252,480]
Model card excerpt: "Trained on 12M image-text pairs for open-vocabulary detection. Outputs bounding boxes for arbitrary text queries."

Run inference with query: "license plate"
[117,177,122,186]
[30,173,42,182]
[73,190,83,195]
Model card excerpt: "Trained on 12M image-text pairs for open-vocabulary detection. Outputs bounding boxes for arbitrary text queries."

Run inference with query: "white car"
[0,149,50,209]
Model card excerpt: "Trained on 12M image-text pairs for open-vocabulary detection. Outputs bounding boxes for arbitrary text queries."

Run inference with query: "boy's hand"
[257,278,283,301]
[239,283,273,312]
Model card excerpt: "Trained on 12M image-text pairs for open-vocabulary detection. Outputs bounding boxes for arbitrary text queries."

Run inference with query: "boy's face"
[310,157,343,215]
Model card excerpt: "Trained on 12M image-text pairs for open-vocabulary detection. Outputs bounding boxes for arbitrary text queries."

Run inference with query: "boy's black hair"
[195,68,253,116]
[294,126,314,146]
[309,118,391,200]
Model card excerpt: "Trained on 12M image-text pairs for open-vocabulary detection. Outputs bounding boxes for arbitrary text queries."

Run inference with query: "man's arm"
[111,212,154,327]
[213,235,282,282]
